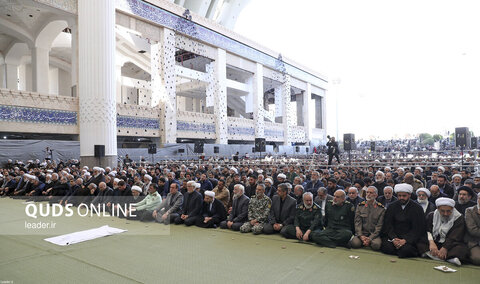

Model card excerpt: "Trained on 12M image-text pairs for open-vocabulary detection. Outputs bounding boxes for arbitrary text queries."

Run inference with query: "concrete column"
[282,74,292,145]
[214,48,228,144]
[18,64,27,91]
[5,64,18,90]
[78,0,117,168]
[151,27,176,144]
[0,63,5,88]
[49,67,59,95]
[185,97,194,112]
[303,83,313,143]
[274,86,282,119]
[31,46,50,93]
[115,64,123,103]
[71,24,78,96]
[253,63,264,138]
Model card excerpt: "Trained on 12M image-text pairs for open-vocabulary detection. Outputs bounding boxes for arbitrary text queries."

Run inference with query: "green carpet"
[0,198,479,283]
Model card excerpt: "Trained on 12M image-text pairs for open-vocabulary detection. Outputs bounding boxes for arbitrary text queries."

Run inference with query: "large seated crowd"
[1,156,480,266]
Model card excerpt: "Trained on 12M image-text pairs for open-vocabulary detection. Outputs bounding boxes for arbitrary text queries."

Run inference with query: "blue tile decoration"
[228,126,254,136]
[117,115,159,129]
[265,129,284,137]
[177,121,216,133]
[0,105,77,125]
[117,0,327,87]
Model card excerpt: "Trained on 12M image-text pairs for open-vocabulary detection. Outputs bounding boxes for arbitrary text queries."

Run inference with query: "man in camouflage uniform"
[311,189,355,248]
[240,183,272,234]
[350,186,385,251]
[282,192,322,241]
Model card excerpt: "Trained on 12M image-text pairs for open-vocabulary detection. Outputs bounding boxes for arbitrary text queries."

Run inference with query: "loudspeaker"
[296,146,300,152]
[252,147,256,153]
[306,147,309,153]
[194,141,204,153]
[343,133,356,151]
[455,127,470,148]
[214,146,219,154]
[370,141,375,152]
[178,148,185,153]
[94,145,105,157]
[148,143,157,154]
[254,138,266,152]
[471,137,478,149]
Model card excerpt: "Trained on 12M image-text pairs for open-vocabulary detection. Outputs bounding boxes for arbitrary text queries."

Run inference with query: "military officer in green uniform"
[240,183,272,234]
[282,192,322,241]
[311,189,354,248]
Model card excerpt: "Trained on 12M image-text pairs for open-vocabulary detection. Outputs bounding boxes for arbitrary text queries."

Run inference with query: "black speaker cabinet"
[306,147,309,153]
[455,127,470,148]
[254,138,266,152]
[471,137,478,149]
[295,146,300,152]
[94,145,105,157]
[370,141,375,152]
[178,148,185,153]
[194,141,204,153]
[343,133,356,151]
[148,143,157,154]
[214,146,219,154]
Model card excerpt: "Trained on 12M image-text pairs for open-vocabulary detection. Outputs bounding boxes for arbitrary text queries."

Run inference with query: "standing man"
[326,136,340,166]
[381,184,426,258]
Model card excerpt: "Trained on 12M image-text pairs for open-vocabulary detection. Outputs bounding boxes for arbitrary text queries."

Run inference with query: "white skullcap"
[131,186,142,193]
[230,167,238,174]
[47,170,53,173]
[195,183,201,189]
[415,167,423,173]
[394,183,413,194]
[416,188,431,197]
[144,174,152,181]
[205,191,215,198]
[99,168,105,173]
[277,173,287,179]
[397,167,404,172]
[84,172,91,177]
[435,197,455,208]
[438,166,445,172]
[106,167,111,171]
[108,171,116,177]
[93,167,101,171]
[46,174,51,178]
[83,166,89,170]
[385,166,391,171]
[257,170,263,174]
[452,174,462,180]
[265,178,273,184]
[114,178,121,183]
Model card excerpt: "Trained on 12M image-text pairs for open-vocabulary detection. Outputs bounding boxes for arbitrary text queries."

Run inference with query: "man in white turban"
[420,197,468,266]
[381,184,426,258]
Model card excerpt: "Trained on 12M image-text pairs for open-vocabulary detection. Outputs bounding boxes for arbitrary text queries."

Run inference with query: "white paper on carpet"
[44,225,127,246]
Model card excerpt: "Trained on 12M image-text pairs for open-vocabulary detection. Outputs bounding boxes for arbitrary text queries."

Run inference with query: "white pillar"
[282,74,292,145]
[71,24,78,96]
[151,28,177,144]
[303,83,313,143]
[18,64,27,91]
[0,63,5,88]
[31,46,50,93]
[5,64,18,90]
[49,67,59,95]
[253,63,264,138]
[214,48,228,144]
[78,0,117,168]
[116,64,123,103]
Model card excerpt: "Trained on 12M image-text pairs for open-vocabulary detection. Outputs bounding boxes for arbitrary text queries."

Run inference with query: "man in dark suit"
[174,181,202,226]
[377,186,397,208]
[196,191,227,228]
[314,187,333,218]
[153,183,183,224]
[263,183,296,234]
[220,184,250,231]
[437,175,454,198]
[304,171,324,198]
[86,167,105,187]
